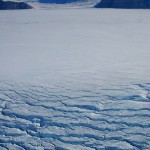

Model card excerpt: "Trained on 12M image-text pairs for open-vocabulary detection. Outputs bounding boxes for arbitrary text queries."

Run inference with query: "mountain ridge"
[95,0,150,8]
[0,0,32,9]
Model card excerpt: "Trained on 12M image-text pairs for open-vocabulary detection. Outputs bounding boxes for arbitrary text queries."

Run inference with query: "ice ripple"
[0,82,150,150]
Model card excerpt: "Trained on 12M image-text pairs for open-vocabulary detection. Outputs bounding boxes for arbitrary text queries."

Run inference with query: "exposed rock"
[94,0,150,8]
[0,0,32,9]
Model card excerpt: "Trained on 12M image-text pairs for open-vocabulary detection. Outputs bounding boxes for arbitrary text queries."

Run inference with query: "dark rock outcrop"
[0,0,32,10]
[94,0,150,9]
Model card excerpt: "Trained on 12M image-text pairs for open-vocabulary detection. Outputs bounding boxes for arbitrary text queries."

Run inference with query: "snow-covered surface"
[25,0,100,9]
[0,8,150,149]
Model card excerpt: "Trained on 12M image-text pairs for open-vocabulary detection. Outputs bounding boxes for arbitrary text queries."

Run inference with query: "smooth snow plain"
[0,8,150,150]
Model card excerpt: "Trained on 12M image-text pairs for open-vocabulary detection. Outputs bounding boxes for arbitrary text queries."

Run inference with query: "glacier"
[0,7,150,150]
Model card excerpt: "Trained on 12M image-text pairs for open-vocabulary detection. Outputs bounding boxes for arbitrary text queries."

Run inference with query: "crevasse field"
[0,7,150,150]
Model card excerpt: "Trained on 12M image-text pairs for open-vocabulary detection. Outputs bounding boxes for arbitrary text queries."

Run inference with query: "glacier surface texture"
[0,8,150,150]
